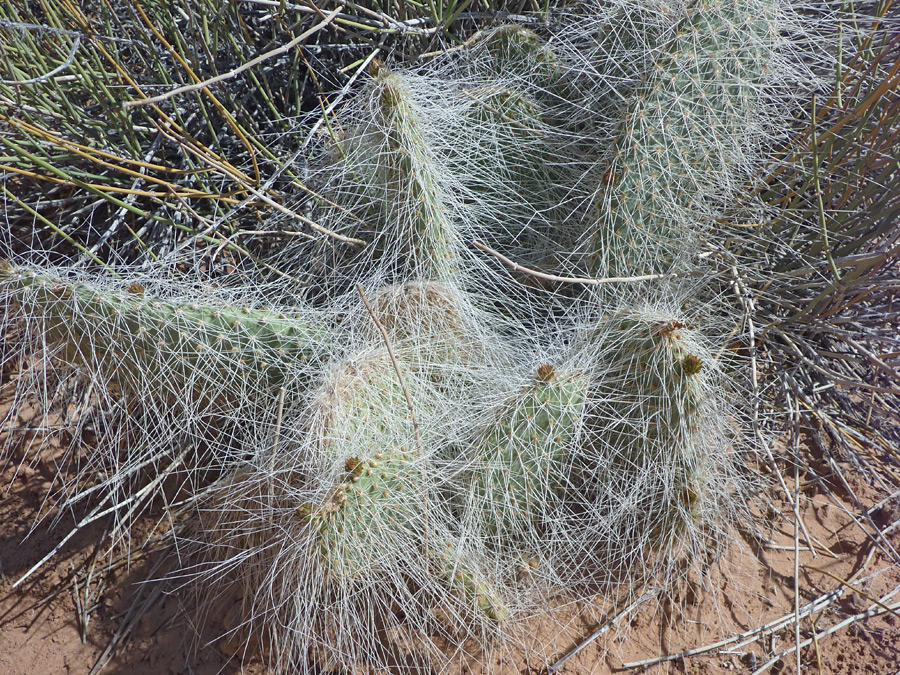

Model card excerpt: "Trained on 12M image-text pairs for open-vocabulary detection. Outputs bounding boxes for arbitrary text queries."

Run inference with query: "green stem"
[589,0,779,276]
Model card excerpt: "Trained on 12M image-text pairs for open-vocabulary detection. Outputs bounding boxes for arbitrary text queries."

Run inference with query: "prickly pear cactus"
[587,0,780,277]
[0,0,824,672]
[303,349,427,578]
[464,364,588,547]
[302,345,500,610]
[581,308,729,555]
[324,64,463,281]
[0,262,324,402]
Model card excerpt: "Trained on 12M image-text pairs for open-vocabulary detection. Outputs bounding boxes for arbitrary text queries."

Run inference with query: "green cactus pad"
[462,26,580,241]
[435,541,509,621]
[305,349,509,620]
[589,0,778,275]
[594,313,717,549]
[366,66,458,279]
[462,85,559,203]
[310,449,425,578]
[305,350,427,578]
[362,280,490,397]
[0,263,325,402]
[469,364,588,544]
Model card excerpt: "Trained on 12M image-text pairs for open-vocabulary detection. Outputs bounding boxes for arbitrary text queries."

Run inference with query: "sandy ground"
[2,389,899,674]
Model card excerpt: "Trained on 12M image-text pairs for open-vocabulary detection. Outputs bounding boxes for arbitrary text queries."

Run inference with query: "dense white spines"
[587,0,782,277]
[574,306,735,566]
[462,365,588,551]
[312,66,467,282]
[0,0,834,671]
[0,262,326,402]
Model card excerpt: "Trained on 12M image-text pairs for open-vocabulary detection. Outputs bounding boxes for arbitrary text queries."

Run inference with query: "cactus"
[473,24,563,86]
[0,0,841,672]
[580,308,727,554]
[364,280,468,352]
[460,84,556,201]
[328,65,462,281]
[464,364,588,548]
[0,262,326,402]
[202,344,510,651]
[588,0,780,277]
[298,335,508,620]
[304,349,427,578]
